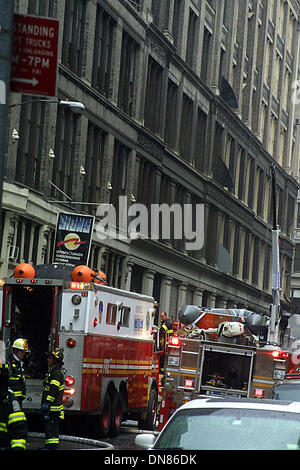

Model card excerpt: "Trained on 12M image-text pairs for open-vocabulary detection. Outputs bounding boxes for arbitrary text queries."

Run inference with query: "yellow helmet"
[12,338,29,352]
[50,348,64,364]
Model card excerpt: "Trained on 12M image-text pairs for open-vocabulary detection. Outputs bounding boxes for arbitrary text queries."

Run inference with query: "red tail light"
[255,388,264,398]
[169,336,180,346]
[64,388,75,396]
[66,337,76,348]
[65,376,74,386]
[272,350,288,359]
[184,379,194,388]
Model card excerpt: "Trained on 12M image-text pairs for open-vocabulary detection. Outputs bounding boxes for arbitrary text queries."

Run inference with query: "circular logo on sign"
[63,233,81,250]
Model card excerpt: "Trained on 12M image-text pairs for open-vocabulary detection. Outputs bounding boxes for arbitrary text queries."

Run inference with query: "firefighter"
[41,348,65,450]
[159,312,173,377]
[0,361,27,450]
[8,338,29,407]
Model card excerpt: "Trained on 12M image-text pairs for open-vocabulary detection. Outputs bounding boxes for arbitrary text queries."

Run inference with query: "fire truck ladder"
[176,340,202,392]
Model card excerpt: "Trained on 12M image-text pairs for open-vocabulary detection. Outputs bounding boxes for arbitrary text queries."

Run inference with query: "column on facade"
[142,269,155,296]
[0,211,18,277]
[207,292,217,308]
[159,275,173,313]
[36,225,51,265]
[124,258,134,291]
[177,282,188,310]
[217,297,228,308]
[193,288,204,307]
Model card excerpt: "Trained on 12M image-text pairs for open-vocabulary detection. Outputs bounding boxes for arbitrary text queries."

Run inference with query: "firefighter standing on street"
[159,312,173,376]
[0,361,27,450]
[41,348,65,450]
[8,338,29,408]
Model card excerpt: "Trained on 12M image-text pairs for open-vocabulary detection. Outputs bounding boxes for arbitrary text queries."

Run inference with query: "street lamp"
[9,98,85,114]
[0,97,85,220]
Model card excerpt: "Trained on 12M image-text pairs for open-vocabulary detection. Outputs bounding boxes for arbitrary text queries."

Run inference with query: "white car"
[135,398,300,450]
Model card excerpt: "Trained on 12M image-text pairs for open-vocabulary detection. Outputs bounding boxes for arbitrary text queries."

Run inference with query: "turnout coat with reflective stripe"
[0,390,27,450]
[8,356,26,401]
[41,366,64,415]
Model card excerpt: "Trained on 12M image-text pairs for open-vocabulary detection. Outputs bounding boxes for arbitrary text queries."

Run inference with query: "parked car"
[135,398,300,450]
[271,377,300,402]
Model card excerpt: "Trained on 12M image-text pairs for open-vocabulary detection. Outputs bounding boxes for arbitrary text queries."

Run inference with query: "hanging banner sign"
[52,212,95,267]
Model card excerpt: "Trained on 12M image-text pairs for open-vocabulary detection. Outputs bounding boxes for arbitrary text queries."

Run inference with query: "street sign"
[10,14,59,97]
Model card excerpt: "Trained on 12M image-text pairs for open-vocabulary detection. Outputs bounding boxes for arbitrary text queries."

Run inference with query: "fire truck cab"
[0,264,160,437]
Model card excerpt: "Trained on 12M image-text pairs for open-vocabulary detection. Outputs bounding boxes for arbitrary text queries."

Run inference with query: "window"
[201,27,212,82]
[83,123,105,204]
[106,303,117,324]
[164,79,178,148]
[186,8,198,68]
[15,97,46,190]
[51,108,79,200]
[118,31,138,116]
[193,108,207,172]
[92,5,115,96]
[120,307,130,327]
[110,141,130,230]
[172,0,182,49]
[62,0,86,75]
[144,56,163,134]
[28,0,54,15]
[179,93,193,162]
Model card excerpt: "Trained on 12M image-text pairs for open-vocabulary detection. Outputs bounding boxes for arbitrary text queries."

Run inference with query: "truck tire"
[99,392,111,438]
[110,391,123,437]
[138,388,158,431]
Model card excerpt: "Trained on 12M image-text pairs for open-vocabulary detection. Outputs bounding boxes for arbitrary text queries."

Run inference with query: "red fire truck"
[0,263,160,437]
[158,306,289,431]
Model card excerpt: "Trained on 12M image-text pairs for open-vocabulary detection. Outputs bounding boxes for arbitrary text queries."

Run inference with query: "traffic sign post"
[10,14,59,97]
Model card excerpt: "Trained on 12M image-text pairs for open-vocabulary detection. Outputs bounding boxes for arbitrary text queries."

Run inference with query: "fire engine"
[158,305,289,431]
[0,263,160,438]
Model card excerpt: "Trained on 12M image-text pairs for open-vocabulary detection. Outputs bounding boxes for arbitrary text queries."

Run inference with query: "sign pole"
[0,0,14,222]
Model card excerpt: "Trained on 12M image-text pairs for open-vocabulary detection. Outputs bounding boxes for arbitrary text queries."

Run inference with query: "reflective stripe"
[11,439,26,450]
[50,405,63,412]
[46,395,55,402]
[8,412,26,425]
[0,422,7,433]
[46,438,59,445]
[50,379,60,387]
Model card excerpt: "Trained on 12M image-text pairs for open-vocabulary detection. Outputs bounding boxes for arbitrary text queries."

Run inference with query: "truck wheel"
[110,391,123,437]
[138,388,158,431]
[99,392,111,438]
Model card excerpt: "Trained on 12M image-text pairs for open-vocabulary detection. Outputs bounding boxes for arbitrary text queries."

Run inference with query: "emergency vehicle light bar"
[271,350,288,359]
[169,336,180,346]
[70,282,91,290]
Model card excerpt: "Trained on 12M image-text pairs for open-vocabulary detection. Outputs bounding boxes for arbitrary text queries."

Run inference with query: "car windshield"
[273,384,300,401]
[154,408,300,450]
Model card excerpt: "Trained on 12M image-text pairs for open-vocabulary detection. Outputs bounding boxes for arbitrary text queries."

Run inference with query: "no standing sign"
[10,14,59,97]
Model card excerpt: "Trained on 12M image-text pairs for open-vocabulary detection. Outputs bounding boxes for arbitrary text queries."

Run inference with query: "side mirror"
[135,433,156,449]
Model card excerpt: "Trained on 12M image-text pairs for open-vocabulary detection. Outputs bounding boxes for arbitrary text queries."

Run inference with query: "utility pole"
[0,0,14,221]
[267,163,281,344]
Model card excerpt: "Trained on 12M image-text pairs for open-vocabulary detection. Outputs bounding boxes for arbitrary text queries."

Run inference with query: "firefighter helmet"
[12,338,29,352]
[50,348,64,364]
[14,263,35,279]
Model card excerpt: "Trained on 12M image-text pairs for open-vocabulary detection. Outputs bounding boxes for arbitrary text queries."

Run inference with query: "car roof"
[176,398,300,414]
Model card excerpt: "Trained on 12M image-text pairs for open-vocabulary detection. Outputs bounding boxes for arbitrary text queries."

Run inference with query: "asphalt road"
[26,415,150,450]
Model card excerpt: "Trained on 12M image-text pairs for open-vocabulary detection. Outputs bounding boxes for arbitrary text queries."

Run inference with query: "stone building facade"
[1,0,299,321]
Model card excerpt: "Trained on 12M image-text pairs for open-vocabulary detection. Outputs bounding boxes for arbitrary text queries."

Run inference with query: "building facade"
[1,0,300,321]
